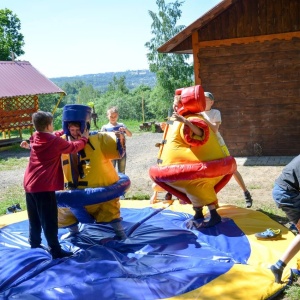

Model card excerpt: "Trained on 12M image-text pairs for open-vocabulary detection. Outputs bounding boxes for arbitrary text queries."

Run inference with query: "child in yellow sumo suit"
[149,85,237,228]
[56,104,128,240]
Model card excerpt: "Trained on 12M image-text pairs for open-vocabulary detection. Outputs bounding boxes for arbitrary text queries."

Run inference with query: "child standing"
[101,106,132,174]
[22,111,89,259]
[201,92,253,208]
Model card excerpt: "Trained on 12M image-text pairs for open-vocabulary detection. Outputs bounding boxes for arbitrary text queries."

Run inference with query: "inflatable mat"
[0,200,297,299]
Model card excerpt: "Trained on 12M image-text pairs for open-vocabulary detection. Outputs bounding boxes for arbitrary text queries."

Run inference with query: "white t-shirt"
[201,109,221,124]
[100,122,126,132]
[201,109,225,147]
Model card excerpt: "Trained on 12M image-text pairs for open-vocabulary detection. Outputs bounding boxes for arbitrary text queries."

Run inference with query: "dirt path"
[0,132,287,209]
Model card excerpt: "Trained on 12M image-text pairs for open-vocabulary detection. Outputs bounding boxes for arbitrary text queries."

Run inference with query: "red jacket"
[24,132,88,193]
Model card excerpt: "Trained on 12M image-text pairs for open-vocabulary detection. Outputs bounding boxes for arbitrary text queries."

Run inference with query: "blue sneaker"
[255,228,281,240]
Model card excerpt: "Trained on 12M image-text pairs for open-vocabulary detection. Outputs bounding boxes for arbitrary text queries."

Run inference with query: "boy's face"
[173,96,181,112]
[68,125,81,139]
[108,112,118,124]
[47,122,54,133]
[205,97,214,110]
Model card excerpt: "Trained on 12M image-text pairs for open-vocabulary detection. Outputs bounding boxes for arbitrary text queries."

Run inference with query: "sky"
[1,0,221,78]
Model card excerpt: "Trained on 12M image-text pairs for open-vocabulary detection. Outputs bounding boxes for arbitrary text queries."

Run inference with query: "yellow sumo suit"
[149,86,236,228]
[56,104,130,239]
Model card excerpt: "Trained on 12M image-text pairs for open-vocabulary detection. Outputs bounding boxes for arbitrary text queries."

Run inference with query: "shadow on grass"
[257,209,289,224]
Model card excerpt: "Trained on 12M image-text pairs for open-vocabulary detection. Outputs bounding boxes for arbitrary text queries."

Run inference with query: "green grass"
[284,282,300,300]
[0,185,26,215]
[0,156,29,171]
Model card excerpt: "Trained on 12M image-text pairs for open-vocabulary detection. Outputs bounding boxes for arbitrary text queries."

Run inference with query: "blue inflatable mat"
[0,201,295,299]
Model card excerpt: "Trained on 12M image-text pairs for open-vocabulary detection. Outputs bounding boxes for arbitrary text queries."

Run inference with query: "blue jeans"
[112,154,126,174]
[272,183,300,224]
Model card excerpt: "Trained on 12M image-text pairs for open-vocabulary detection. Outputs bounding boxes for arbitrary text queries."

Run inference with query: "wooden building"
[158,0,300,156]
[0,61,65,146]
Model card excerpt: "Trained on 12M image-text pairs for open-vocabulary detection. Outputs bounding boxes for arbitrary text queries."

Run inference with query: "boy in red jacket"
[22,111,89,259]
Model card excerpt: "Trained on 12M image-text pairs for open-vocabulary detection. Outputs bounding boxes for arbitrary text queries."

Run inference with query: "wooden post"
[192,31,201,85]
[142,93,145,123]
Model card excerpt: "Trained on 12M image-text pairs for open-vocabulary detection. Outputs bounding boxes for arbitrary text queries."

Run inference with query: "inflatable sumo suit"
[149,85,237,227]
[56,104,130,238]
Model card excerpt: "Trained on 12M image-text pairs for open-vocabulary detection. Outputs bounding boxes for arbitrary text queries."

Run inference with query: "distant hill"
[51,69,156,91]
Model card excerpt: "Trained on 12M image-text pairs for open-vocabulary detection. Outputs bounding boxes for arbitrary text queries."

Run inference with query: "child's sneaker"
[270,264,283,283]
[6,206,15,214]
[244,190,253,208]
[255,228,281,240]
[14,203,22,212]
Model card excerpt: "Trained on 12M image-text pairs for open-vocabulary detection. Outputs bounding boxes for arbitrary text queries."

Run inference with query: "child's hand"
[172,113,186,124]
[81,127,89,139]
[160,122,167,131]
[118,126,127,134]
[20,141,30,149]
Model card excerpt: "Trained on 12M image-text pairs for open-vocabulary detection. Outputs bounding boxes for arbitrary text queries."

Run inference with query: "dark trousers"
[26,191,61,251]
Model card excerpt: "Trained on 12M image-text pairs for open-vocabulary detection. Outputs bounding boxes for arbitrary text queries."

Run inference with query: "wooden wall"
[198,0,300,41]
[0,95,38,138]
[198,37,300,156]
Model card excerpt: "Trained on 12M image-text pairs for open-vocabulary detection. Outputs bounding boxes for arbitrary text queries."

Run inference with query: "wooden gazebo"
[158,0,300,156]
[0,61,65,145]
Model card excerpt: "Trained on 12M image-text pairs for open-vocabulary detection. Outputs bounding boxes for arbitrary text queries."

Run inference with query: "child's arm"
[20,140,30,149]
[200,112,221,133]
[202,117,220,133]
[172,113,203,137]
[122,126,132,137]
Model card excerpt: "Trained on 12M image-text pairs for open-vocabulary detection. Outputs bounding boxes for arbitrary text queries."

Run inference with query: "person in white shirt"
[201,92,253,208]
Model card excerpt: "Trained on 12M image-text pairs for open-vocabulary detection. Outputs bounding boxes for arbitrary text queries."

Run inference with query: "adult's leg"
[26,193,42,248]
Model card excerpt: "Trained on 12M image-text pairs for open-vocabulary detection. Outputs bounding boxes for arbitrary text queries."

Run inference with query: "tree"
[145,0,194,112]
[0,8,25,60]
[107,75,129,94]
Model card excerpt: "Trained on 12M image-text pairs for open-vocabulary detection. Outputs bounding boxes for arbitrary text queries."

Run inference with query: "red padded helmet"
[175,85,205,116]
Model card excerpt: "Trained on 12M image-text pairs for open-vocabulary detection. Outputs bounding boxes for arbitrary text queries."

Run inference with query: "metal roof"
[157,0,233,53]
[0,60,65,98]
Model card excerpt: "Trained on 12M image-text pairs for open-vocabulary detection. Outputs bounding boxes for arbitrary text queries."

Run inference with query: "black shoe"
[193,207,204,220]
[31,244,49,251]
[6,206,15,214]
[244,190,253,208]
[270,264,283,283]
[50,248,73,259]
[14,203,22,212]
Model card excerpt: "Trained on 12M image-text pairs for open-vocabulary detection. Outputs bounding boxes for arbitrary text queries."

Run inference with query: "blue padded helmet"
[62,104,92,136]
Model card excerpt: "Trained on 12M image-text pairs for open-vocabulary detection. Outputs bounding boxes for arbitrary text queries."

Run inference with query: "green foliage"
[38,94,65,113]
[147,85,172,120]
[0,185,25,215]
[284,282,300,300]
[108,75,129,94]
[0,8,25,60]
[145,0,194,103]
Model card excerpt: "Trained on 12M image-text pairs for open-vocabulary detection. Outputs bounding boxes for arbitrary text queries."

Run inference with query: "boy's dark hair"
[32,111,53,132]
[68,121,81,128]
